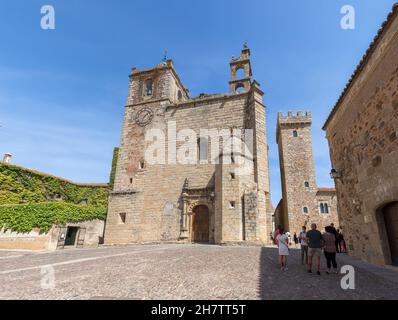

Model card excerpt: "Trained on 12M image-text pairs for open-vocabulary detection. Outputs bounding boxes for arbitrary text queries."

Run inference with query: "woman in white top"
[276,227,289,271]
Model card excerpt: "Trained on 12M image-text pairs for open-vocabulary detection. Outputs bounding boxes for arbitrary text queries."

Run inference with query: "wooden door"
[192,205,209,243]
[76,228,86,248]
[384,202,398,265]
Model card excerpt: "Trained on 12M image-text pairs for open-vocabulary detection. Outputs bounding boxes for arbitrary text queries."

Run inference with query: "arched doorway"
[192,205,209,243]
[383,202,398,265]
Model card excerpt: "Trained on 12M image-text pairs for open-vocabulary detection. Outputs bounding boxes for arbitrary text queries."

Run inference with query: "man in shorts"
[306,223,324,275]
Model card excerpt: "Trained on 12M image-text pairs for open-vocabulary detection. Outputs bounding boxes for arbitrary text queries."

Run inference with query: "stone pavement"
[0,244,397,300]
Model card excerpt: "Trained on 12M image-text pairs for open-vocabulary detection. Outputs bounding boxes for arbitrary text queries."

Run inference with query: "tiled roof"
[323,2,398,130]
[317,187,336,192]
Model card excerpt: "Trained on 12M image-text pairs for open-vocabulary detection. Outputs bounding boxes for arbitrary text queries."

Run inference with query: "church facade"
[104,47,274,245]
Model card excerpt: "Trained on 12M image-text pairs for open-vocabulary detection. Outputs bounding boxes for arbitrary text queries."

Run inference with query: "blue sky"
[0,0,396,206]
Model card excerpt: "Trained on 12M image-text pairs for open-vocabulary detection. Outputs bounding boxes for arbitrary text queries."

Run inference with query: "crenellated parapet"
[276,111,312,143]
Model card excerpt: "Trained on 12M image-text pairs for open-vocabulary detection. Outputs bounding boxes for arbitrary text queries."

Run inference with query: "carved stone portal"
[179,185,215,243]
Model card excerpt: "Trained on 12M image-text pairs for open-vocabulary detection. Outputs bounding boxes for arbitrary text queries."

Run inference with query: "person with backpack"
[330,223,339,253]
[322,226,338,274]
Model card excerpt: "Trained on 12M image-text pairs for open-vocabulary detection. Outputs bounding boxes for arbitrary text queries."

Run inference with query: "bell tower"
[229,44,252,94]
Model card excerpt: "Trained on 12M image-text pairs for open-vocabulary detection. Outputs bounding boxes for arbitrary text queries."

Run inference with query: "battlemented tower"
[275,111,339,234]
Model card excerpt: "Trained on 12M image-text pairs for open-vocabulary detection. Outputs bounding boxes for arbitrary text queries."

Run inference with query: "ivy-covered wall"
[0,202,107,233]
[0,163,109,206]
[109,147,119,189]
[0,162,110,233]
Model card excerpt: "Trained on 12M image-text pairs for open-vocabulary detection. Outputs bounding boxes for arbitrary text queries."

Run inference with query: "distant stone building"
[274,112,339,235]
[323,4,398,266]
[104,46,274,245]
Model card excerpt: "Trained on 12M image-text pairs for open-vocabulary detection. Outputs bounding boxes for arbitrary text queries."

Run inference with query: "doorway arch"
[382,201,398,266]
[192,205,210,243]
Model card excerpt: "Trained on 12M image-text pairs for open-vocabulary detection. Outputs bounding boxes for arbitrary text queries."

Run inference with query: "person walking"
[322,226,338,274]
[330,223,339,253]
[299,226,308,265]
[293,232,299,248]
[339,231,346,253]
[276,227,289,271]
[273,225,282,245]
[306,223,324,275]
[286,231,292,246]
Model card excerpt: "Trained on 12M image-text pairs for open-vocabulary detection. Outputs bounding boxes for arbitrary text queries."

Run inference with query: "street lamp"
[330,168,341,180]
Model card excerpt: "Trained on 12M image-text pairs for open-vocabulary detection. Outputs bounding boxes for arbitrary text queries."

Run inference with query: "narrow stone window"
[230,172,236,180]
[144,79,153,96]
[230,201,236,209]
[320,203,330,214]
[303,207,309,214]
[293,130,298,137]
[139,160,145,169]
[235,83,245,93]
[130,178,133,184]
[118,213,126,224]
[231,154,235,163]
[304,181,309,188]
[198,137,208,162]
[178,90,183,101]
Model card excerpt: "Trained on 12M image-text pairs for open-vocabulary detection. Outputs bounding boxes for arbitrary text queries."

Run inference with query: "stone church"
[104,46,274,245]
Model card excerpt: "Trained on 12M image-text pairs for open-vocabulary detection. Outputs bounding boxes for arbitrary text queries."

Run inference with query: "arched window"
[144,79,153,96]
[235,67,245,80]
[303,207,309,214]
[304,181,309,188]
[320,203,325,214]
[324,203,329,214]
[293,130,298,137]
[198,137,208,162]
[235,83,245,93]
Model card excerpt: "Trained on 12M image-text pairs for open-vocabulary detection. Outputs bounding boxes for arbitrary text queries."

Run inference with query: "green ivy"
[109,147,119,188]
[0,202,107,233]
[0,163,109,206]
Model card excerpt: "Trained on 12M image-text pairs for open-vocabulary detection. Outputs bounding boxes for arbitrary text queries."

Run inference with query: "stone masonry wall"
[324,11,398,265]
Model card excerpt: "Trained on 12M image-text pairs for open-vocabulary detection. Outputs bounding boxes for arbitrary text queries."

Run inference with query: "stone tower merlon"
[126,59,190,106]
[276,111,312,143]
[229,45,252,94]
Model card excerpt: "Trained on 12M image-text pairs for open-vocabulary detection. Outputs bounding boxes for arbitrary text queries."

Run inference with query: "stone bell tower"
[104,59,189,244]
[229,44,252,93]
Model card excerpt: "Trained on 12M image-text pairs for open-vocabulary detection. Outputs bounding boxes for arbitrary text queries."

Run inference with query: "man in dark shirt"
[306,223,324,275]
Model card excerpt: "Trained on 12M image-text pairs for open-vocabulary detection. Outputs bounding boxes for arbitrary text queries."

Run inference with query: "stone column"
[179,197,189,240]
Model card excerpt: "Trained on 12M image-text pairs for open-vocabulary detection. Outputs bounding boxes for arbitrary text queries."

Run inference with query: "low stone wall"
[0,219,104,251]
[0,228,50,250]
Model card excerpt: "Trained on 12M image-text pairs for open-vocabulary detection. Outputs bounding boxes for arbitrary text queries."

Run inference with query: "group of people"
[293,227,346,253]
[272,223,346,274]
